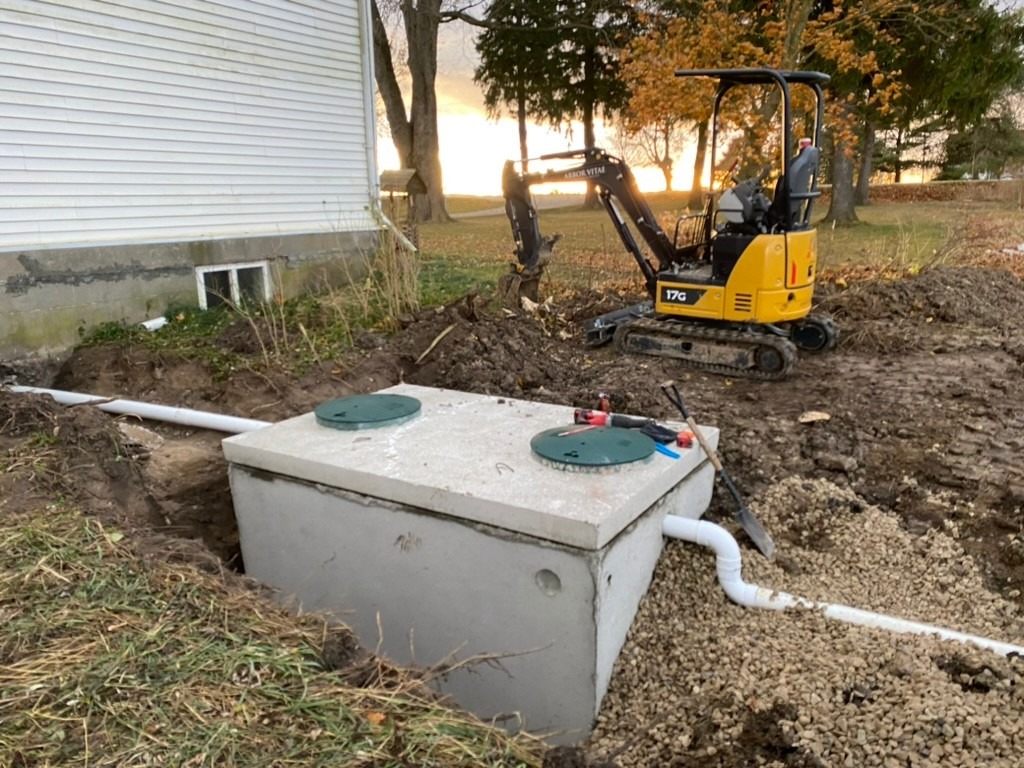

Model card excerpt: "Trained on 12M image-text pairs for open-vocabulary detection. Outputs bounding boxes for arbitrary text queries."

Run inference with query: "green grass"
[814,201,958,274]
[419,257,500,306]
[0,511,545,768]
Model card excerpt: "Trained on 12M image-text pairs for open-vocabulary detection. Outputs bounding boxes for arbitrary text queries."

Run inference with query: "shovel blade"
[736,506,776,558]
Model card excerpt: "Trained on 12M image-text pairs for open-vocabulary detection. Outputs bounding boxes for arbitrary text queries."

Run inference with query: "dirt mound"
[815,264,1024,354]
[0,392,162,530]
[823,265,1024,327]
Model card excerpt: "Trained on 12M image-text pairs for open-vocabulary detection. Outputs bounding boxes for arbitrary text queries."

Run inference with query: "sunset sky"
[374,24,692,197]
[373,9,980,195]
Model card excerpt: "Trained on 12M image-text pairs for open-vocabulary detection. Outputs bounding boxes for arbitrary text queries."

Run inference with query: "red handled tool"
[557,424,598,437]
[574,409,691,446]
[574,408,650,429]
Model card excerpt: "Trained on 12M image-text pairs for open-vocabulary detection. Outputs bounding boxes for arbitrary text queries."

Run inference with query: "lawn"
[416,191,996,304]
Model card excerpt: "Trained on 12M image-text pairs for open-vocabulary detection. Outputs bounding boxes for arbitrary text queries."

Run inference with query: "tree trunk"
[582,44,600,209]
[405,1,449,222]
[371,0,412,165]
[658,123,673,191]
[517,88,529,172]
[687,121,708,210]
[372,0,450,223]
[894,128,903,184]
[825,131,859,225]
[781,0,815,68]
[855,120,875,206]
[660,161,673,192]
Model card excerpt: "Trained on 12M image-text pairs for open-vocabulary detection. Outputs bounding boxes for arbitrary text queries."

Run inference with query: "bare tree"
[609,118,687,192]
[372,0,450,223]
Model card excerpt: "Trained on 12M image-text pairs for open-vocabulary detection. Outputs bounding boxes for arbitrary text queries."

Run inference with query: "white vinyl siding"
[0,0,377,251]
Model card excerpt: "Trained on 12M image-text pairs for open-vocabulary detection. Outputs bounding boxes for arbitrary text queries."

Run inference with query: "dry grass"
[953,209,1024,278]
[0,510,544,768]
[316,226,422,337]
[200,227,423,371]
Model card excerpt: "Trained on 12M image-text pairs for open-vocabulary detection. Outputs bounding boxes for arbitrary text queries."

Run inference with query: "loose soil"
[4,229,1024,765]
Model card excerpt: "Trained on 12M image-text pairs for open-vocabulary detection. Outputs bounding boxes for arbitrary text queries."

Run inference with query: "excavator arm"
[502,149,698,297]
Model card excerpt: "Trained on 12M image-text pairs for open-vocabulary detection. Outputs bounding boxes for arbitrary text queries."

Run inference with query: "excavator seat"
[671,195,714,260]
[769,146,820,231]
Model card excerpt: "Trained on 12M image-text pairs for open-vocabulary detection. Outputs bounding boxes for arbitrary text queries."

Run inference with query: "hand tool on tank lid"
[573,409,687,445]
[557,424,598,437]
[660,380,776,558]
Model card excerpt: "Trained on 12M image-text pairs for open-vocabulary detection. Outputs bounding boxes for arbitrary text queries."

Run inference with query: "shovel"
[660,381,776,558]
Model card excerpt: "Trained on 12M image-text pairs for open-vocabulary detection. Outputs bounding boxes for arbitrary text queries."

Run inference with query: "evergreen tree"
[873,2,1024,185]
[473,0,561,170]
[940,112,1024,180]
[535,0,635,148]
[469,1,637,204]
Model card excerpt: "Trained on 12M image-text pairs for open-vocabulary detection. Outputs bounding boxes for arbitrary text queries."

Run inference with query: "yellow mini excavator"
[500,68,837,380]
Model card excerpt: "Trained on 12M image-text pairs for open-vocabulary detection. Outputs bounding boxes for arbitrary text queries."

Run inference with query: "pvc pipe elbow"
[662,513,1024,658]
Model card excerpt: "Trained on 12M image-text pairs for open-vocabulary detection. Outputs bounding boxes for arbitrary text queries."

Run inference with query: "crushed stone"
[590,477,1024,768]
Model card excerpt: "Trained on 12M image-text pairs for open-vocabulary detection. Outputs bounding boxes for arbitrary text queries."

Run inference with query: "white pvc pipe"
[663,515,1024,658]
[140,316,168,332]
[9,386,271,434]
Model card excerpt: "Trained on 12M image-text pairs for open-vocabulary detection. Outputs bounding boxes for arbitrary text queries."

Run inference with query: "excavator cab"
[500,68,838,380]
[655,69,828,304]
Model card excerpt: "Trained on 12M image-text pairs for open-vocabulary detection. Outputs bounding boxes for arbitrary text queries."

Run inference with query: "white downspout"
[662,515,1024,658]
[9,386,271,434]
[377,211,419,253]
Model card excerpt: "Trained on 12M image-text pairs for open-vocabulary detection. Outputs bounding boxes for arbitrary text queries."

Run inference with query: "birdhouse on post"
[379,169,426,249]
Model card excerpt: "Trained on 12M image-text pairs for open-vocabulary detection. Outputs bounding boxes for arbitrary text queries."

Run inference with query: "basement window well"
[195,262,272,310]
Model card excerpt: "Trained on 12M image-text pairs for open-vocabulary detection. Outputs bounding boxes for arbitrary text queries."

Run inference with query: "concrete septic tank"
[222,384,717,741]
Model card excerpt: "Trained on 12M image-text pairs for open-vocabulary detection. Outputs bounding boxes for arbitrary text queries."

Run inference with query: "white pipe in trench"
[663,515,1024,658]
[8,386,271,434]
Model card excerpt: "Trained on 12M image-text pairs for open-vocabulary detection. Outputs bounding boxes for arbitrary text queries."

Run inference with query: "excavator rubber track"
[613,316,798,381]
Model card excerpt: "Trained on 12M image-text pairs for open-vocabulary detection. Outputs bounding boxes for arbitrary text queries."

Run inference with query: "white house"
[1,0,380,361]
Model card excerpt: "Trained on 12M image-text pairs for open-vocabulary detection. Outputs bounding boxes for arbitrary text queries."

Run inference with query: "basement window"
[195,261,272,310]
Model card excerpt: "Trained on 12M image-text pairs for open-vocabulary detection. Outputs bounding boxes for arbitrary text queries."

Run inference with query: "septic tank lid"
[530,426,655,471]
[314,394,421,430]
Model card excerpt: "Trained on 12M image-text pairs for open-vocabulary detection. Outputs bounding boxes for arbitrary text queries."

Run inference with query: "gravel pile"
[589,477,1024,767]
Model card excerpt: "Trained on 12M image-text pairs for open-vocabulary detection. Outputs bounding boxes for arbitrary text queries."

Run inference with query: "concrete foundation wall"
[0,228,377,362]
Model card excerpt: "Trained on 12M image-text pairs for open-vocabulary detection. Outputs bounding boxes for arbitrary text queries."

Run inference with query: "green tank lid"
[530,426,656,472]
[314,394,421,431]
